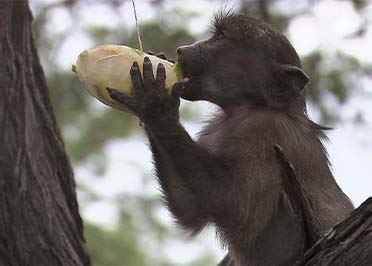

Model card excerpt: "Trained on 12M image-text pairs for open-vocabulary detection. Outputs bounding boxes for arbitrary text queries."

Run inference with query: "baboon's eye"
[215,32,225,41]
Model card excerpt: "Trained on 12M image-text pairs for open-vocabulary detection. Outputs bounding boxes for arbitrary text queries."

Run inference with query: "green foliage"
[128,22,195,59]
[302,50,365,123]
[85,222,148,266]
[48,70,138,162]
[66,108,136,162]
[352,0,369,10]
[87,25,113,43]
[48,70,90,127]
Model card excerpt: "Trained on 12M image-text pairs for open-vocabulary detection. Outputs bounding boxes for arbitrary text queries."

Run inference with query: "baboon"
[107,12,354,266]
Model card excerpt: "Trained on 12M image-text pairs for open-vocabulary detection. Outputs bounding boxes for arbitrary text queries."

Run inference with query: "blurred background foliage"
[30,0,371,265]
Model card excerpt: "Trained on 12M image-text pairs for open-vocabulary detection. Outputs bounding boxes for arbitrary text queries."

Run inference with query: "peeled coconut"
[73,44,183,113]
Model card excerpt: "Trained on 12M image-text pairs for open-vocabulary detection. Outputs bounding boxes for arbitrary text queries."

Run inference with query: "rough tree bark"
[0,1,91,265]
[297,197,372,265]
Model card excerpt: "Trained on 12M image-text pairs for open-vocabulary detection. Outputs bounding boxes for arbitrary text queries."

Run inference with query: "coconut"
[73,44,182,113]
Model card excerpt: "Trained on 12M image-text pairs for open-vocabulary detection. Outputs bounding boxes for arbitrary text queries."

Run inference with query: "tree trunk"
[0,1,91,265]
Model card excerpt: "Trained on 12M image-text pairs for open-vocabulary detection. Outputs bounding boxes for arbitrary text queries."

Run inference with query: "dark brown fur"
[108,12,354,266]
[197,107,352,265]
[177,13,353,265]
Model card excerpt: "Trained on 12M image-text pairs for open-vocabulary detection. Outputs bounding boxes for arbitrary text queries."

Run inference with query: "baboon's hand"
[107,57,181,125]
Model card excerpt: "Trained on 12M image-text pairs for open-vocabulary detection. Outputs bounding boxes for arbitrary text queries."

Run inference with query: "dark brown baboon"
[107,11,354,266]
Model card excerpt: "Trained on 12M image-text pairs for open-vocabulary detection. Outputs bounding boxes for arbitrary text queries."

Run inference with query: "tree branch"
[274,145,322,248]
[296,197,372,265]
[275,144,372,265]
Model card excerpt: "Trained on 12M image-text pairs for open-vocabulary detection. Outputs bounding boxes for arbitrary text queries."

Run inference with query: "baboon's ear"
[280,65,310,92]
[265,64,309,109]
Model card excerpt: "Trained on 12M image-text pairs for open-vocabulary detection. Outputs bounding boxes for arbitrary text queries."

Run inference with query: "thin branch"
[274,144,322,248]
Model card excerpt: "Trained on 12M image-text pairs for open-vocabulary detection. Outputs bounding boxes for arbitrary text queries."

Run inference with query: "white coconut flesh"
[73,44,183,113]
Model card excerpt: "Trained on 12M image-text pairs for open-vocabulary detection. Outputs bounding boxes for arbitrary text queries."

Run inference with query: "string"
[131,0,143,51]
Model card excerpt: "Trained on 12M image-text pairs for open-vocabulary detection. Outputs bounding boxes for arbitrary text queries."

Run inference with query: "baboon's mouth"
[177,58,204,80]
[178,62,193,79]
